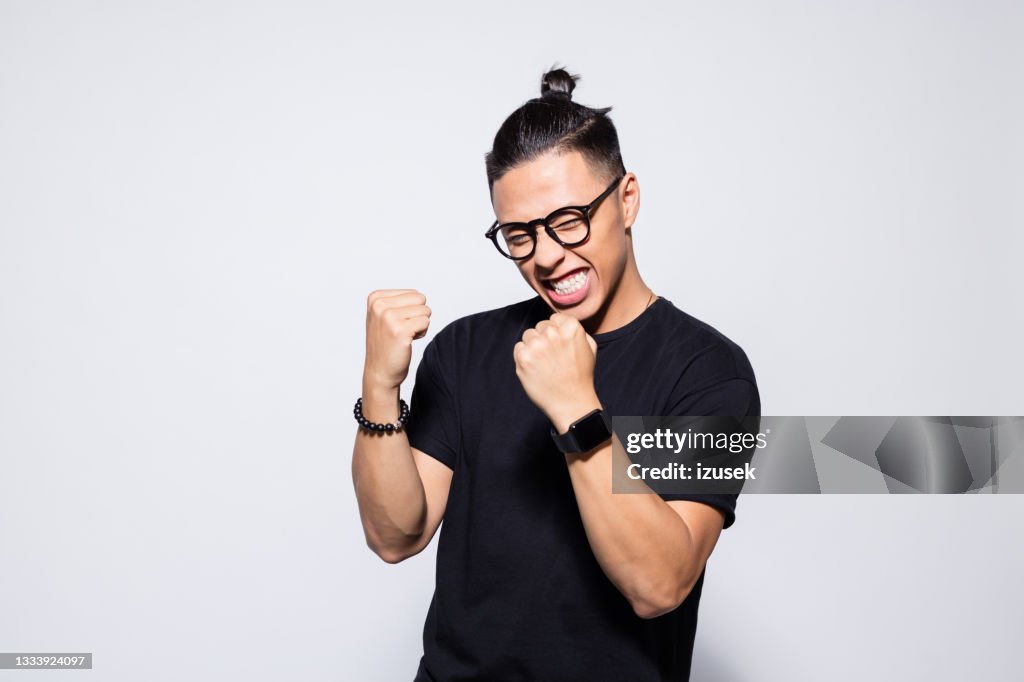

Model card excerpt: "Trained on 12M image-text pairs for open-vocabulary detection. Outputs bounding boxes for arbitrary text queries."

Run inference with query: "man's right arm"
[351,290,453,564]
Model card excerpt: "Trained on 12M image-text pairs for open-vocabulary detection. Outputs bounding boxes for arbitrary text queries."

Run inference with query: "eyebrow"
[497,195,586,226]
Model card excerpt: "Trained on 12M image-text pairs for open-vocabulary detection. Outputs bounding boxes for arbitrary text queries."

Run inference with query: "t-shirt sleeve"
[656,346,761,530]
[403,336,459,470]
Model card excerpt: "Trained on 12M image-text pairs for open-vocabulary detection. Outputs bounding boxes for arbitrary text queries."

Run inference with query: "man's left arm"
[558,414,737,620]
[514,312,756,619]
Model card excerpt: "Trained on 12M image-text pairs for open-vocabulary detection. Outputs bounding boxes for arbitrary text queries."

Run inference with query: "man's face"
[491,149,631,326]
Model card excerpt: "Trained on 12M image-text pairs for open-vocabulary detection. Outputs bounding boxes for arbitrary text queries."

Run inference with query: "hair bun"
[540,66,578,100]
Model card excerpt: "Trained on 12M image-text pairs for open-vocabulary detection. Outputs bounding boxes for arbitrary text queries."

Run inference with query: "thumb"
[585,332,597,356]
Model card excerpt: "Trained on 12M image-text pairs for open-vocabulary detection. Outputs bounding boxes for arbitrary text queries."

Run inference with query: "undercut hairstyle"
[484,64,627,194]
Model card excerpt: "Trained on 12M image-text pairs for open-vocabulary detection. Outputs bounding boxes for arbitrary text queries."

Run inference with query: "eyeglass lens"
[498,208,589,259]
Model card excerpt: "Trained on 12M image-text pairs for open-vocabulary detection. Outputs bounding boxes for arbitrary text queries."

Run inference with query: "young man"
[352,67,759,682]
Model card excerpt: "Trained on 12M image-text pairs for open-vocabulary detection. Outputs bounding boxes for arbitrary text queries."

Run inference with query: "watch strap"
[550,408,613,454]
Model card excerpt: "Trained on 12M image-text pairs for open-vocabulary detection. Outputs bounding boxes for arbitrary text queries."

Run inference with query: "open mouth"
[542,267,590,305]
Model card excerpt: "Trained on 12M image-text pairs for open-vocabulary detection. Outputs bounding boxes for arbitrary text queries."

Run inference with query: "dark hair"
[484,64,627,193]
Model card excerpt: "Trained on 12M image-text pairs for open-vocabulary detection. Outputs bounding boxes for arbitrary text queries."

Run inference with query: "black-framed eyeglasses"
[484,174,626,261]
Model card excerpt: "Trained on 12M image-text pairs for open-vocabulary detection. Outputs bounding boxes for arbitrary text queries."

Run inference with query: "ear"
[621,173,640,228]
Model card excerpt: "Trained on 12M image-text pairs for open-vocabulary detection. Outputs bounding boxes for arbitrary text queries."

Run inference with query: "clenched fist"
[513,312,602,433]
[363,289,431,391]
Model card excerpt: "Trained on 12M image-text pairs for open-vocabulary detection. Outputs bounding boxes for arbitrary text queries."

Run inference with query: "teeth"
[552,270,587,295]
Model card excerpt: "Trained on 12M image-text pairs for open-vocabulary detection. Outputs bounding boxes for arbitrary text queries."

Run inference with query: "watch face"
[571,410,612,450]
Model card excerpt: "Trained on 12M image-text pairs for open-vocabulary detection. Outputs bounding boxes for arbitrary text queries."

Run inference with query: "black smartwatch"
[550,408,613,454]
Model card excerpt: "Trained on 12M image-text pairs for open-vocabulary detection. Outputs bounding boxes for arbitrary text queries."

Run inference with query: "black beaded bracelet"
[354,396,409,433]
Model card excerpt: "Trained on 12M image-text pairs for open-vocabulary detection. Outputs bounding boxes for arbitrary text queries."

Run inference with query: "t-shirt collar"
[529,295,665,346]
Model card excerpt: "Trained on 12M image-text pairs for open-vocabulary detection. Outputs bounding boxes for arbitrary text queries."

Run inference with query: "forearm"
[551,401,702,618]
[567,443,701,616]
[351,382,428,560]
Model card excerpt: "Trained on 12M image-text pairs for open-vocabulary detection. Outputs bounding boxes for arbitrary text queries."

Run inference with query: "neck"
[583,260,652,336]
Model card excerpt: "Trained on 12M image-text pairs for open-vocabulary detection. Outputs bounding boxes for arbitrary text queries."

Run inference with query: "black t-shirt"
[405,295,759,682]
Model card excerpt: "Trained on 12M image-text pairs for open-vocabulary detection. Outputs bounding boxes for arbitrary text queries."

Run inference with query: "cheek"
[589,236,627,283]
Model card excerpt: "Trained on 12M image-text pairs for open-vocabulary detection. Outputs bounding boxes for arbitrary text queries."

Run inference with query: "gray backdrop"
[1,1,1021,680]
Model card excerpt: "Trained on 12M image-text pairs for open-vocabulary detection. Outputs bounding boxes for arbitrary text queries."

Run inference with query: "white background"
[1,1,1021,680]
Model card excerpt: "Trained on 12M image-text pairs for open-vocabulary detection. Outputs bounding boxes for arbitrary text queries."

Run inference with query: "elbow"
[630,576,699,620]
[631,594,682,620]
[365,536,418,565]
[375,547,412,564]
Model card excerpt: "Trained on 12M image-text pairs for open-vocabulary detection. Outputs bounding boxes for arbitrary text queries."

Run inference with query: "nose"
[531,226,567,271]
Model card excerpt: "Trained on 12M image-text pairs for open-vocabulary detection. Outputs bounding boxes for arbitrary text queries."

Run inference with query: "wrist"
[361,382,401,423]
[548,393,603,435]
[362,367,400,393]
